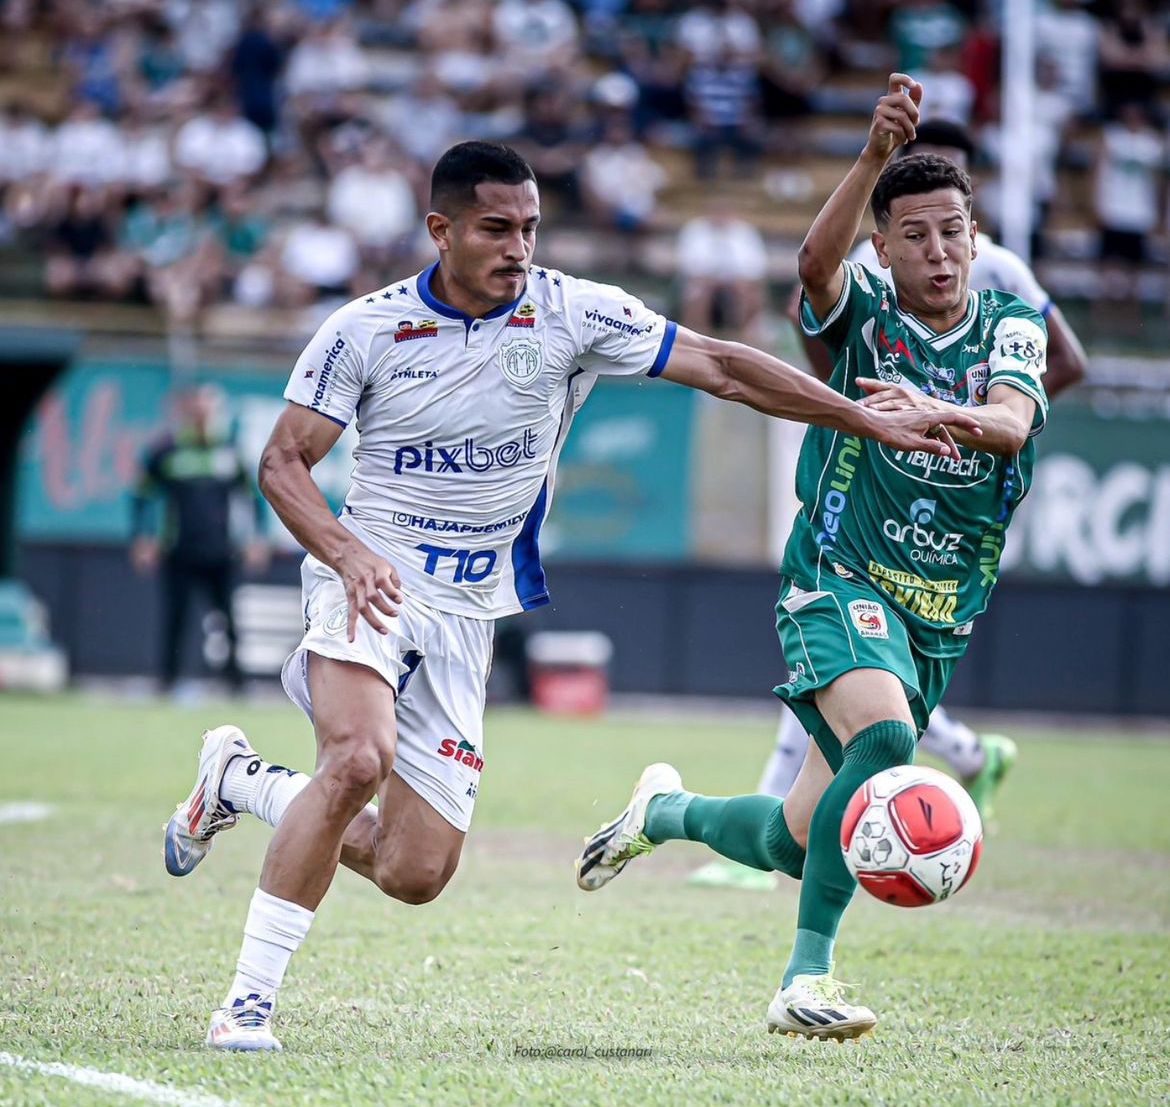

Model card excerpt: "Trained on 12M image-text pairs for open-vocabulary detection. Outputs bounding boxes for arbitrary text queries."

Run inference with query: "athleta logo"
[310,337,346,408]
[394,318,439,342]
[393,429,539,475]
[438,738,484,773]
[583,308,652,336]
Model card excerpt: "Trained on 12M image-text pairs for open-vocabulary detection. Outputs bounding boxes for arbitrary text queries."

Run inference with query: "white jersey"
[284,263,677,619]
[848,232,1051,316]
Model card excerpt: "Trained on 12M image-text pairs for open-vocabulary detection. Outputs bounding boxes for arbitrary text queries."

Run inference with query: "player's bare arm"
[856,379,1035,456]
[1042,305,1088,398]
[798,74,921,320]
[661,325,980,458]
[259,402,404,640]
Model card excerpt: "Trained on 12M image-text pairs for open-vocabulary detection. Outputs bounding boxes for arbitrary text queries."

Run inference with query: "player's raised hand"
[334,541,404,641]
[865,404,982,459]
[866,74,922,162]
[855,376,942,413]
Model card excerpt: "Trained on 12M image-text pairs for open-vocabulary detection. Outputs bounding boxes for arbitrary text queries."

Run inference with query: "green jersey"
[784,261,1049,658]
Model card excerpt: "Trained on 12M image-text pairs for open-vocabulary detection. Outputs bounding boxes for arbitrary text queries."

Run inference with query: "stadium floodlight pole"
[1000,0,1036,263]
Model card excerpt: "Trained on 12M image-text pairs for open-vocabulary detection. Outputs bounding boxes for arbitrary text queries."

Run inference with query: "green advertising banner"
[1001,401,1170,586]
[17,359,695,561]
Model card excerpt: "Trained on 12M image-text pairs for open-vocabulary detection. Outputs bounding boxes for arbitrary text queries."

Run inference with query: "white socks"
[224,889,314,1007]
[757,708,811,799]
[919,705,985,779]
[221,755,312,829]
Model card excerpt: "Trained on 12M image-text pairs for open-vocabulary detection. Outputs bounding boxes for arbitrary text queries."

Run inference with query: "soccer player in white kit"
[161,141,982,1051]
[691,119,1088,892]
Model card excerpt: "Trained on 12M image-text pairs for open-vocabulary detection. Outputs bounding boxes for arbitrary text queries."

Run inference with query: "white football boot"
[575,763,682,891]
[207,994,282,1052]
[164,725,256,877]
[766,972,877,1040]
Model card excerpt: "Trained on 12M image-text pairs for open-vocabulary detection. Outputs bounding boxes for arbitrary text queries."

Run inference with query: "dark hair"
[871,153,972,228]
[904,119,976,163]
[429,141,536,214]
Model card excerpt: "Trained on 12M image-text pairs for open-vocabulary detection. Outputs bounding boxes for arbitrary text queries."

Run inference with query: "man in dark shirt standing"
[131,384,269,695]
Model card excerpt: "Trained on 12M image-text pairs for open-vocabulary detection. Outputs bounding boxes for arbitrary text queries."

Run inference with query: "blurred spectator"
[0,102,50,188]
[513,83,587,212]
[326,135,419,265]
[1097,0,1168,122]
[130,383,269,696]
[676,0,761,64]
[59,7,129,117]
[285,17,369,102]
[45,185,136,301]
[888,0,966,74]
[582,113,666,258]
[1036,0,1099,119]
[685,47,763,179]
[918,45,974,126]
[491,0,579,72]
[276,209,361,307]
[676,198,768,344]
[135,16,193,116]
[50,101,126,189]
[1093,102,1164,325]
[174,94,268,188]
[620,26,690,140]
[118,103,173,192]
[377,69,466,167]
[230,6,288,135]
[758,0,825,156]
[211,183,273,301]
[166,0,242,74]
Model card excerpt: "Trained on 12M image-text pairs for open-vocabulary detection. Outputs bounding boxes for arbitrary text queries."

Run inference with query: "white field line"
[0,1053,237,1107]
[0,802,53,825]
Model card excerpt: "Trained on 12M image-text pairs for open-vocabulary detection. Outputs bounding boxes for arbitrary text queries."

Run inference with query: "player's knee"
[318,741,390,811]
[373,854,455,905]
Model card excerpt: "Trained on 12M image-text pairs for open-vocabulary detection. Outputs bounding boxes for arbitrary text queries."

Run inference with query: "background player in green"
[575,74,1047,1040]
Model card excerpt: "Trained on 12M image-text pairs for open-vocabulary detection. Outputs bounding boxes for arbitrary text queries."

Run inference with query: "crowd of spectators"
[0,0,1168,332]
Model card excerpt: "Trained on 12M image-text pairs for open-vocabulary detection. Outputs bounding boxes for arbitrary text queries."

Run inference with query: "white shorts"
[280,553,493,832]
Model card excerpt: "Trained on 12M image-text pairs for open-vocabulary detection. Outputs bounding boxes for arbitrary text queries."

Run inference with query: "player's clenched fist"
[334,541,404,641]
[865,74,921,162]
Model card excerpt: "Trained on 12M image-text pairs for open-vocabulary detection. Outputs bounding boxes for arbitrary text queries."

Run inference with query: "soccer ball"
[840,765,983,908]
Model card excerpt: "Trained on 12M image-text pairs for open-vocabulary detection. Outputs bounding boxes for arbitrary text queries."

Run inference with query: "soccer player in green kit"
[574,75,1047,1040]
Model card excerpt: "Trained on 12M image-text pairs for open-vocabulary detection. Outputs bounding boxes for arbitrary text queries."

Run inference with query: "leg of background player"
[921,705,1017,822]
[686,708,812,889]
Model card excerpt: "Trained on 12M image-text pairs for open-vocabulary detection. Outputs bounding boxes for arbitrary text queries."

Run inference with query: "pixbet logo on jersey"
[882,498,964,565]
[392,429,539,475]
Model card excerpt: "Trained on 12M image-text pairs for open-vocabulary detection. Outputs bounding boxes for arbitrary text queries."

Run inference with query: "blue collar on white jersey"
[417,261,528,324]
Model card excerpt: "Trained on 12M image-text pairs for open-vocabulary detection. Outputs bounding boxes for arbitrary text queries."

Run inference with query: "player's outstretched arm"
[259,402,404,641]
[857,379,1034,457]
[660,325,980,458]
[799,74,921,320]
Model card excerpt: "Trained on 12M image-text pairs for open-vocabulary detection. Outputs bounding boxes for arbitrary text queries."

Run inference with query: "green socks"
[644,792,806,880]
[782,719,916,987]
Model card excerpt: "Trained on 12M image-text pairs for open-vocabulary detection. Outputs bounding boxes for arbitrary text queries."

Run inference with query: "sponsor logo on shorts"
[848,599,888,639]
[323,604,347,635]
[394,318,439,343]
[952,621,973,636]
[438,738,484,773]
[786,662,806,684]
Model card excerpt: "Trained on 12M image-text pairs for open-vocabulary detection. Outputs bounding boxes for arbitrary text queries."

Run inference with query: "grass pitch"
[1,694,1167,1106]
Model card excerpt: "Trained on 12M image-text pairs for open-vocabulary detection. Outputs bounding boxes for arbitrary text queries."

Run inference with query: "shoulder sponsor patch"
[507,302,536,327]
[394,318,439,343]
[848,599,889,639]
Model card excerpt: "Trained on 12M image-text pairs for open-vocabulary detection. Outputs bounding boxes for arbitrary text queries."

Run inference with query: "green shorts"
[773,575,957,772]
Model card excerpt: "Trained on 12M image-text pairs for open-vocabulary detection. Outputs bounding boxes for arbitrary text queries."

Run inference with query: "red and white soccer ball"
[841,765,983,908]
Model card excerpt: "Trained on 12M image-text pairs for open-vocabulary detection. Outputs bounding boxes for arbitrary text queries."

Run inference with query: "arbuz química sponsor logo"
[882,498,965,566]
[393,429,539,475]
